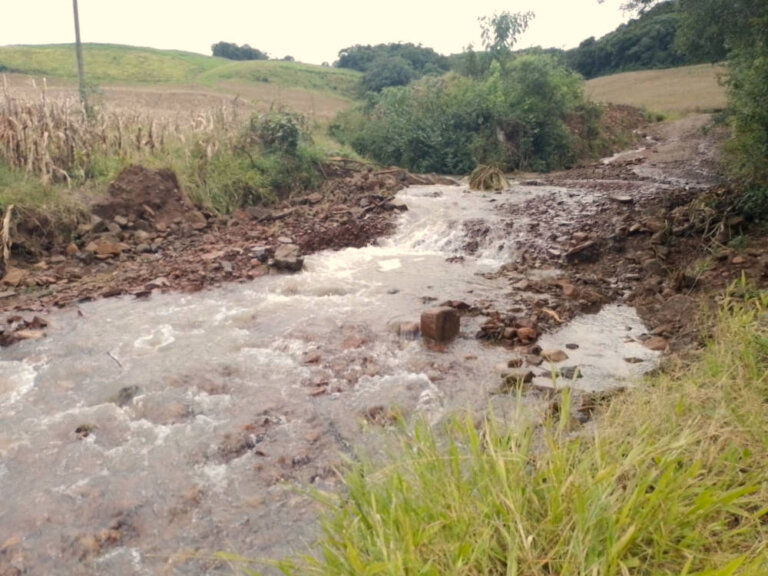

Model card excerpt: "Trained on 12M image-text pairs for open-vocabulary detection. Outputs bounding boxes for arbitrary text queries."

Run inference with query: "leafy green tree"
[362,56,416,92]
[211,42,268,61]
[479,11,535,68]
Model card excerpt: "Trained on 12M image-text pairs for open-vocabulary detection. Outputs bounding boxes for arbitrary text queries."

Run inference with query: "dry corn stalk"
[2,204,13,269]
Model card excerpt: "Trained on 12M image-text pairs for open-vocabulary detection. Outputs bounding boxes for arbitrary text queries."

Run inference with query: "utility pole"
[72,0,88,112]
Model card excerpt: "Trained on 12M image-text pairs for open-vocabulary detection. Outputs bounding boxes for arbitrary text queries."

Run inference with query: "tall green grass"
[271,286,768,576]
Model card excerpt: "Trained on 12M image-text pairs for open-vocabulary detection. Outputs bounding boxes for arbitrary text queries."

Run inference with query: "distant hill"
[565,1,703,79]
[0,43,360,98]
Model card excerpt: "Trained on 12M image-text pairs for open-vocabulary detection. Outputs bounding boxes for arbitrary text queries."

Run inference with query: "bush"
[332,55,597,174]
[188,112,321,213]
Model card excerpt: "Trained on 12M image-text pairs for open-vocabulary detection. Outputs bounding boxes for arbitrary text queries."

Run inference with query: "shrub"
[332,55,598,174]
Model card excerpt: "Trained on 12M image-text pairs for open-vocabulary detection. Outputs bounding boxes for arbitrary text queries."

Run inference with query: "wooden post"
[72,0,88,112]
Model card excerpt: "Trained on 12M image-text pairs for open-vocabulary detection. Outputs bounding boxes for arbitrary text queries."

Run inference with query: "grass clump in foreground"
[274,287,768,576]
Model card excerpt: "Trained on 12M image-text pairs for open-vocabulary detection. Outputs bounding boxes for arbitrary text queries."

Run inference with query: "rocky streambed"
[2,115,765,575]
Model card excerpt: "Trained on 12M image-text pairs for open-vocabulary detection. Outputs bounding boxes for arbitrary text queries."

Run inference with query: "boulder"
[420,307,460,342]
[271,244,304,273]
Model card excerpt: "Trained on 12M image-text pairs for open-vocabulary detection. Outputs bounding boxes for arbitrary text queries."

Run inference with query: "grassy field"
[586,63,728,116]
[0,44,361,106]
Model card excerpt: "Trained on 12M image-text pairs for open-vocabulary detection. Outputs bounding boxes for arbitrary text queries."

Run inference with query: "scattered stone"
[398,322,421,341]
[565,343,579,350]
[250,246,270,263]
[420,307,460,342]
[75,424,96,439]
[732,255,747,265]
[565,240,600,263]
[113,215,129,227]
[507,357,524,368]
[384,199,409,212]
[513,279,530,291]
[271,244,304,272]
[136,243,152,254]
[526,354,544,367]
[642,336,668,351]
[609,195,634,204]
[516,326,538,342]
[500,369,535,391]
[1,268,26,287]
[558,366,583,379]
[66,242,79,257]
[624,357,644,364]
[302,351,322,364]
[542,349,569,363]
[114,385,140,407]
[188,211,208,231]
[642,258,666,277]
[14,329,45,341]
[106,222,122,235]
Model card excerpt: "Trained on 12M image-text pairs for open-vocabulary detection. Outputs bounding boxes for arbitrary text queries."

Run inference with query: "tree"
[479,11,535,67]
[211,42,268,61]
[362,56,415,92]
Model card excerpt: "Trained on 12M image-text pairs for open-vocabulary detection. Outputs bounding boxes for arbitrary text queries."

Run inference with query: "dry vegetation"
[0,76,247,188]
[585,63,727,116]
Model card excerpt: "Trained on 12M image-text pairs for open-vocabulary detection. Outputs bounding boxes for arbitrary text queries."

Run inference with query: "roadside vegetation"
[267,286,768,576]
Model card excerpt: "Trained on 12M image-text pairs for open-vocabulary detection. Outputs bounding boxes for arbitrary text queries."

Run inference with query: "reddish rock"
[516,326,538,342]
[420,307,460,342]
[1,268,26,287]
[66,242,79,257]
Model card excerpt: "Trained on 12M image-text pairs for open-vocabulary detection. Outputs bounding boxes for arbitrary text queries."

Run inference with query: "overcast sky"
[4,1,631,65]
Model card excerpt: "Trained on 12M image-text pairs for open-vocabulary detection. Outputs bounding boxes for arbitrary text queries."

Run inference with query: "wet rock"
[542,349,569,363]
[302,350,322,364]
[526,354,544,367]
[565,240,600,263]
[516,326,538,343]
[558,366,583,380]
[14,329,45,341]
[642,336,668,351]
[271,244,304,272]
[250,246,270,263]
[398,322,421,341]
[74,424,96,439]
[384,199,408,212]
[500,369,535,391]
[113,385,140,407]
[420,307,460,342]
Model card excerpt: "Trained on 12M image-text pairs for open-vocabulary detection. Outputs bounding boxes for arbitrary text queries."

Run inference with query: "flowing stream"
[0,184,658,575]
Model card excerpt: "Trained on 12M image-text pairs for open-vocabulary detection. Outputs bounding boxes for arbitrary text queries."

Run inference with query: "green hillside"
[0,43,360,97]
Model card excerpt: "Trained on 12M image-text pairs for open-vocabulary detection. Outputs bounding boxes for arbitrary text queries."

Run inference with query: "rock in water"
[271,244,304,272]
[420,307,460,342]
[398,322,421,341]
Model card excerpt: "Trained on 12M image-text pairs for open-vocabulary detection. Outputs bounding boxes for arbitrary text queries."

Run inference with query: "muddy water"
[0,185,657,575]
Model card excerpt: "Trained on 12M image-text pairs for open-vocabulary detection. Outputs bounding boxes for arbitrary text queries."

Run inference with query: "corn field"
[0,75,247,186]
